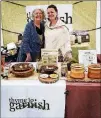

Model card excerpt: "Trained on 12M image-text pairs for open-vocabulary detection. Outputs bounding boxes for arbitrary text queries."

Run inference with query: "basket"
[11,63,34,77]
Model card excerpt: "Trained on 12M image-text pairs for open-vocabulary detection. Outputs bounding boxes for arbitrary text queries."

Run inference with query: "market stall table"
[1,62,101,118]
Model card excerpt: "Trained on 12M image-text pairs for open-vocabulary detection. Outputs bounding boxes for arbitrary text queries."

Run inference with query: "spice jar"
[61,62,68,77]
[70,63,85,79]
[3,65,10,77]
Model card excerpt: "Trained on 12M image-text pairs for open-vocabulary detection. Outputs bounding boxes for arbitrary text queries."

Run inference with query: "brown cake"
[12,63,34,77]
[88,64,101,79]
[70,63,85,79]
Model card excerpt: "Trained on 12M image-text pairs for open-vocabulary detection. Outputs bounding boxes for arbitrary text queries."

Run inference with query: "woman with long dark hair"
[45,5,72,62]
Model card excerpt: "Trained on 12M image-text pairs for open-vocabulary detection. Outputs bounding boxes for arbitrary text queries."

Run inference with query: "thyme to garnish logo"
[9,97,50,112]
[27,12,72,24]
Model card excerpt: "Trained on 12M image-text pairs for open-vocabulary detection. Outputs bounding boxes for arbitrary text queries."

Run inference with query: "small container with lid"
[70,63,85,79]
[88,64,101,79]
[61,62,68,77]
[3,65,10,77]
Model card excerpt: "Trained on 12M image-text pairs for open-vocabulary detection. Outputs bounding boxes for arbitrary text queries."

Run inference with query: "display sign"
[41,49,58,64]
[78,50,97,71]
[26,4,73,31]
[1,80,66,118]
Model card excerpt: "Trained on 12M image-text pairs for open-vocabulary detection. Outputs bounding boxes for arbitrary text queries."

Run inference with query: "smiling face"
[33,9,43,22]
[47,8,58,22]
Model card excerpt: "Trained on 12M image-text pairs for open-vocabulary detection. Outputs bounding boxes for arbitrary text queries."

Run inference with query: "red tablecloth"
[65,82,101,118]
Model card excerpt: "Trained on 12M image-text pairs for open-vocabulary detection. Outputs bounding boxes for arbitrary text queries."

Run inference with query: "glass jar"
[61,62,68,77]
[70,63,85,79]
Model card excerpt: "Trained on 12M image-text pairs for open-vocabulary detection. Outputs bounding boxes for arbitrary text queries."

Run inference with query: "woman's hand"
[25,53,32,62]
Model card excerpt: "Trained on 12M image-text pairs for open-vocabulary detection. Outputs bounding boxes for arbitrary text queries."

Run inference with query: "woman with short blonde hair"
[32,8,45,20]
[17,8,45,62]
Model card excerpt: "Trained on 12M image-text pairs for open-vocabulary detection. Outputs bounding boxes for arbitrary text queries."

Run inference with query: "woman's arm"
[64,28,72,52]
[63,27,72,61]
[22,23,32,54]
[21,23,32,62]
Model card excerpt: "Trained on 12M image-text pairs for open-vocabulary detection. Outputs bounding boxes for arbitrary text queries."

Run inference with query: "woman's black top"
[36,26,42,35]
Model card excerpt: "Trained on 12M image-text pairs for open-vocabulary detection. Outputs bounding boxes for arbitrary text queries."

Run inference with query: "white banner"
[26,4,73,31]
[1,80,66,118]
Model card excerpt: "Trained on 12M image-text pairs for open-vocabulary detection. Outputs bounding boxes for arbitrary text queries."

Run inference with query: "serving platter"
[39,73,59,84]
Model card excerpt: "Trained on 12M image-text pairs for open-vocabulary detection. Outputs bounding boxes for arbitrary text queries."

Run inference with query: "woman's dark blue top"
[17,20,45,62]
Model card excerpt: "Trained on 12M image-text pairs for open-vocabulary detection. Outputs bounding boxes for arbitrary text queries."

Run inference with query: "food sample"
[11,63,34,77]
[40,65,58,74]
[40,74,48,79]
[12,63,32,71]
[50,74,58,79]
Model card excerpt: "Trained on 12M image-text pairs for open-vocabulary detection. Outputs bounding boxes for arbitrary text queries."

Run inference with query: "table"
[65,82,101,118]
[1,80,100,118]
[1,62,101,118]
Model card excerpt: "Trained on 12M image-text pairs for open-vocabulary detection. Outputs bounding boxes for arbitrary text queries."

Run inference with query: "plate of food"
[50,74,58,79]
[39,73,59,84]
[40,74,48,79]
